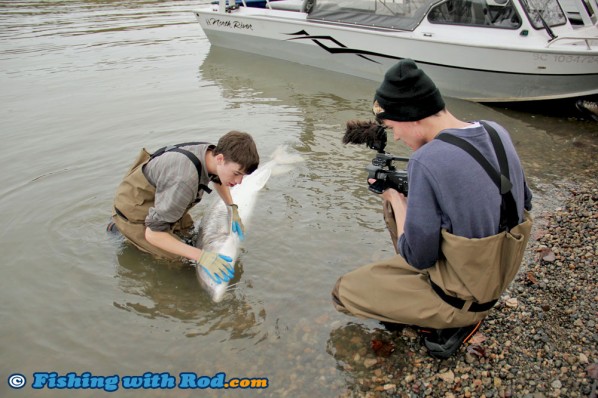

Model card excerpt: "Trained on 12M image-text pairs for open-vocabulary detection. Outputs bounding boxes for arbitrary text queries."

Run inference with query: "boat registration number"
[533,54,597,64]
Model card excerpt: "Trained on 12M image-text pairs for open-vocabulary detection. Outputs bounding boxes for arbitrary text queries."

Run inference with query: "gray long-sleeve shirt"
[142,143,214,232]
[398,121,532,269]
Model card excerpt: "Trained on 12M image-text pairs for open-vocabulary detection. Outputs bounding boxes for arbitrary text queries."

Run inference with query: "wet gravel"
[328,177,597,398]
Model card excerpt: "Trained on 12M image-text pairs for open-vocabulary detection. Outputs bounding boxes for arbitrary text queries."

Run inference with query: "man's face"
[383,119,425,150]
[215,154,245,187]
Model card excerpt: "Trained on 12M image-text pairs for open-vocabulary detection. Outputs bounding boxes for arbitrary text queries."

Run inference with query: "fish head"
[237,166,272,193]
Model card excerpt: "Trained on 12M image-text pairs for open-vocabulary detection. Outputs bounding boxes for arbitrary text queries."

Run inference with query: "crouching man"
[332,60,533,359]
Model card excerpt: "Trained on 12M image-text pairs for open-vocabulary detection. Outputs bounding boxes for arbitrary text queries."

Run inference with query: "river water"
[0,1,596,397]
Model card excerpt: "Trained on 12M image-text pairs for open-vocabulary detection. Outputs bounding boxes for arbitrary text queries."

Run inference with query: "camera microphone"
[342,120,387,153]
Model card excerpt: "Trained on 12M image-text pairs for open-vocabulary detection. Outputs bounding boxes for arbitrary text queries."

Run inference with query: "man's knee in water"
[331,277,351,314]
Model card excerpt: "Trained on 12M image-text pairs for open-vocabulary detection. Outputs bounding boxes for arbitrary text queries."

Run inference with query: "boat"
[194,0,598,103]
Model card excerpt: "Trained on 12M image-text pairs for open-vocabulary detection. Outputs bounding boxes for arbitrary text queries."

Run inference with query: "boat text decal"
[206,18,253,30]
[285,30,400,63]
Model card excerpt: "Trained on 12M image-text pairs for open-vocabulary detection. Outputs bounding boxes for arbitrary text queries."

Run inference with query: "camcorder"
[342,120,409,196]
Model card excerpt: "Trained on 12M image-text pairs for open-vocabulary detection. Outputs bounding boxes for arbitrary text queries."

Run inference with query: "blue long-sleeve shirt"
[398,121,532,269]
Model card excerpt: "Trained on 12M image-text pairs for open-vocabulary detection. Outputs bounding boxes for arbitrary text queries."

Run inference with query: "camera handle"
[368,180,386,194]
[372,153,409,169]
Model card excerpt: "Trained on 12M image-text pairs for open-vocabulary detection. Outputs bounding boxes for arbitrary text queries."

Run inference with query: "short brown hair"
[213,131,259,174]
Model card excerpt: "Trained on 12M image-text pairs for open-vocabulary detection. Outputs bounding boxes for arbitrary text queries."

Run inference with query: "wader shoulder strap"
[435,123,518,231]
[149,142,212,194]
[150,141,204,159]
[481,122,519,231]
[483,122,510,184]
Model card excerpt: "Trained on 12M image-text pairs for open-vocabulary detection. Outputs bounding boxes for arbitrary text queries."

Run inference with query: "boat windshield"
[520,0,568,28]
[559,0,598,26]
[307,0,439,30]
[428,0,522,28]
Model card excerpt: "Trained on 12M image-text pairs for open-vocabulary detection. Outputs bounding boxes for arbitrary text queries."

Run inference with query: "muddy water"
[0,1,596,397]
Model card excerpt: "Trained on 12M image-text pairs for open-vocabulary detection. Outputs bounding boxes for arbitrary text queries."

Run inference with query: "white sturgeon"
[195,146,302,302]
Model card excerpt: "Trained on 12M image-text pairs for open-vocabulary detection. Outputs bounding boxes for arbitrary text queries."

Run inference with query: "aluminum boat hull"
[195,1,598,102]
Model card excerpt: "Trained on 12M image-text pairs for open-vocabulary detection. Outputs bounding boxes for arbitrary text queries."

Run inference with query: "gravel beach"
[328,176,597,398]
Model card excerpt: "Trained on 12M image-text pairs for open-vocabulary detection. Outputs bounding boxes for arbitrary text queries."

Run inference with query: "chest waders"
[112,143,212,259]
[333,123,532,329]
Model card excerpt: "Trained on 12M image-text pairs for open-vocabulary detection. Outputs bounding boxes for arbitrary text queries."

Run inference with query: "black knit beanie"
[373,59,445,122]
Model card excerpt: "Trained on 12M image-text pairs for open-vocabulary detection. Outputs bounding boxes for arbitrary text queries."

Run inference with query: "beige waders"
[333,203,532,329]
[111,149,194,259]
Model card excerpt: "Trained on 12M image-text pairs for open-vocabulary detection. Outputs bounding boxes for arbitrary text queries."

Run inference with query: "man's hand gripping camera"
[342,120,409,196]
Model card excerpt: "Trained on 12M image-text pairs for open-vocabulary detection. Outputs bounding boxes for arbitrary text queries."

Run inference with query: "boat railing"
[546,35,597,49]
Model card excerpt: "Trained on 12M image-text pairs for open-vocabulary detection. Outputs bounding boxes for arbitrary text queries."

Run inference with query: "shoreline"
[332,177,597,398]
